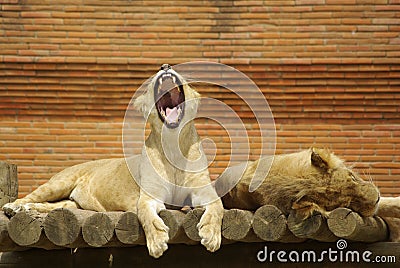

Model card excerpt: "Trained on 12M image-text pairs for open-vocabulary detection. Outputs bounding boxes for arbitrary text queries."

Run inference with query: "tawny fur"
[222,148,381,218]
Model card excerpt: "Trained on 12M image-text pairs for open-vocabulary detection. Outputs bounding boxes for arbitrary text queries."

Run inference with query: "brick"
[296,0,325,4]
[0,0,19,3]
[21,12,52,18]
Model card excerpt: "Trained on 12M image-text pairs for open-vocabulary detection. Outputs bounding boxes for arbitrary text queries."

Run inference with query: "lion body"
[4,158,139,213]
[221,148,400,241]
[222,148,381,218]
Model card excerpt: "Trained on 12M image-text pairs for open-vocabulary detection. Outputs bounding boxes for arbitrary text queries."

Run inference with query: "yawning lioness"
[3,64,224,258]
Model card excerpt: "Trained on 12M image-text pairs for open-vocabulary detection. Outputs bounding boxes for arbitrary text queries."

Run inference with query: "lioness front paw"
[197,213,221,252]
[146,219,170,258]
[2,202,30,217]
[198,224,221,252]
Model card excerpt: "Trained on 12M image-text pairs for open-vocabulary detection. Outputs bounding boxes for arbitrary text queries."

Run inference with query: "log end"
[44,208,82,246]
[115,211,144,245]
[8,211,43,246]
[288,211,321,237]
[222,209,253,241]
[159,209,189,244]
[252,205,289,241]
[327,208,357,238]
[82,213,114,247]
[182,208,205,242]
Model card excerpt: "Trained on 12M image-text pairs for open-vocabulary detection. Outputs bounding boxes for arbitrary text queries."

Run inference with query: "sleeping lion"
[220,148,381,218]
[2,64,224,258]
[219,147,400,241]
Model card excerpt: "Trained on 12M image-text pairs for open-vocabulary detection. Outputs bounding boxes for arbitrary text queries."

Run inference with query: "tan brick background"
[0,0,399,197]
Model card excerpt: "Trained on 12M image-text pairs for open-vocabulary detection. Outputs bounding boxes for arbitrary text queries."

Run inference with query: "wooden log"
[7,211,58,249]
[8,211,45,246]
[115,211,145,245]
[82,212,121,247]
[0,161,18,207]
[159,209,195,244]
[182,208,204,242]
[287,211,338,242]
[252,205,305,243]
[382,217,400,242]
[327,208,389,242]
[222,209,261,242]
[44,208,92,247]
[0,212,27,251]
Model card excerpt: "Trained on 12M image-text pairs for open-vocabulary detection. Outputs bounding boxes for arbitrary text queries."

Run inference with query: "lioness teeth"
[160,109,165,117]
[158,74,179,92]
[161,73,172,80]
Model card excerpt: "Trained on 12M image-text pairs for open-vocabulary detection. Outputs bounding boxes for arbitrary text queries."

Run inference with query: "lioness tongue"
[166,107,179,123]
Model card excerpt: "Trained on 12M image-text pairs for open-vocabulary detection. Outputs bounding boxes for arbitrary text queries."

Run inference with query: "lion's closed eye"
[349,172,362,183]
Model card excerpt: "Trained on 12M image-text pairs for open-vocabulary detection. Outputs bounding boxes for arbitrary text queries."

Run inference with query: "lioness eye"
[350,173,357,181]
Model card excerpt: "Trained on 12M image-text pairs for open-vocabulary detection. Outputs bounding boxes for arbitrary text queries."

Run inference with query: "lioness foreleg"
[137,191,169,258]
[3,200,78,216]
[192,187,224,252]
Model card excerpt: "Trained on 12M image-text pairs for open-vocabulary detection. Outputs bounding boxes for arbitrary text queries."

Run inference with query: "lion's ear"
[311,148,330,171]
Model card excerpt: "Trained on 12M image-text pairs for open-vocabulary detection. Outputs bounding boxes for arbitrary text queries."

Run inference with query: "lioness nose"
[160,64,171,71]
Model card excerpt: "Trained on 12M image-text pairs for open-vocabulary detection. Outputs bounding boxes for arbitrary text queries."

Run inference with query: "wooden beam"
[252,205,305,243]
[159,209,194,244]
[115,211,145,245]
[0,161,18,207]
[0,204,394,253]
[222,209,261,242]
[287,211,338,242]
[182,208,204,242]
[8,211,45,247]
[382,217,400,242]
[0,212,26,252]
[7,211,59,250]
[82,212,121,247]
[44,208,92,247]
[327,208,389,242]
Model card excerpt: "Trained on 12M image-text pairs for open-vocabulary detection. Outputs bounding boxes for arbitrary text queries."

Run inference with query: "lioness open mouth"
[154,69,185,129]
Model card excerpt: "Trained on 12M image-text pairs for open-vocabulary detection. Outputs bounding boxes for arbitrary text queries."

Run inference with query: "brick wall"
[0,0,399,197]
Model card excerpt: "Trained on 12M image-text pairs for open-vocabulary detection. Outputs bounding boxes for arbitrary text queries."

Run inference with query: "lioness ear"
[311,148,329,171]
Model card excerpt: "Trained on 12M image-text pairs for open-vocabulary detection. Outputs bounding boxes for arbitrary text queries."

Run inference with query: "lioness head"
[134,64,200,130]
[280,148,380,218]
[293,148,380,216]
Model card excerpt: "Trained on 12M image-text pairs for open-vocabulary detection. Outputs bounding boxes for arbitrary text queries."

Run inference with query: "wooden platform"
[0,161,397,267]
[0,207,396,267]
[0,205,390,252]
